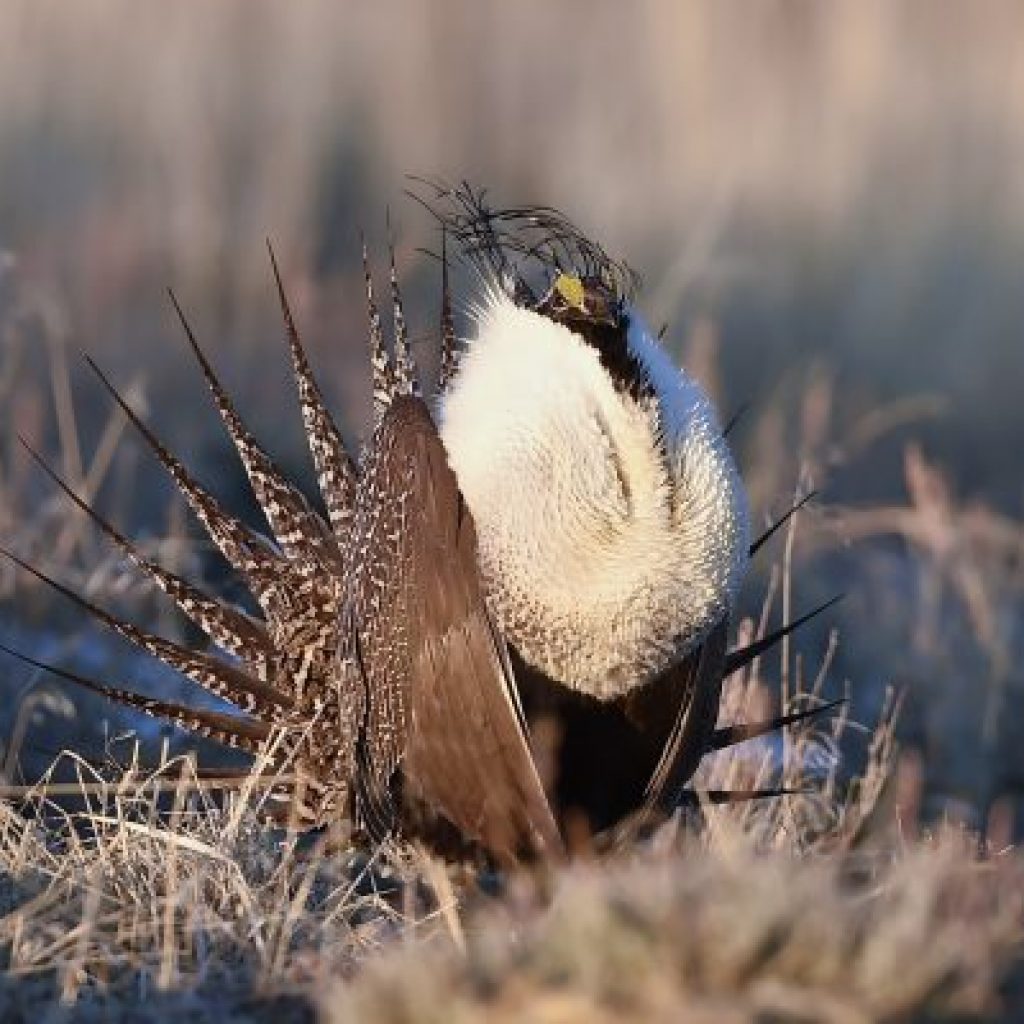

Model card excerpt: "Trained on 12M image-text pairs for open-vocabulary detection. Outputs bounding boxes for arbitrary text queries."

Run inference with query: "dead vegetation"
[325,830,1023,1024]
[0,701,1018,1022]
[0,506,1018,1022]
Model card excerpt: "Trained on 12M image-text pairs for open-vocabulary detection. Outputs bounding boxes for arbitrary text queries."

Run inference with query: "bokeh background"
[1,0,1022,832]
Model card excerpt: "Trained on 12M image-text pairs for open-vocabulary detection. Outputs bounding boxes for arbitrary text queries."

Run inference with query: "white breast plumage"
[440,291,749,699]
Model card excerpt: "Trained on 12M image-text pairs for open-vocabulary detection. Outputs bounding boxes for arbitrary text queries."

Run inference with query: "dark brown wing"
[346,396,563,866]
[577,620,728,851]
[641,618,729,813]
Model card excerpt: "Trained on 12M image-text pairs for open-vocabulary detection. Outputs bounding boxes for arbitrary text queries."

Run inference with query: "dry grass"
[0,754,448,1019]
[0,719,1018,1022]
[324,831,1023,1024]
[0,527,1009,1022]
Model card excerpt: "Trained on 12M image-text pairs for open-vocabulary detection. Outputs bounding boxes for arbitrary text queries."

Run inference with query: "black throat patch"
[534,278,655,403]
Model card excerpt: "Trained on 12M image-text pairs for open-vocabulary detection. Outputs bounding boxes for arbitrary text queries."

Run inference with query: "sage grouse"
[2,185,836,866]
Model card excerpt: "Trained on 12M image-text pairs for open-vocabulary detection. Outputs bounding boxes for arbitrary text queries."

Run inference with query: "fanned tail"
[71,255,382,828]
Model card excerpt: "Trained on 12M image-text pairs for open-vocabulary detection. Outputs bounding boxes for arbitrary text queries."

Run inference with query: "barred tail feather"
[0,640,270,752]
[168,291,341,573]
[362,236,397,420]
[19,437,274,678]
[387,221,419,397]
[85,356,298,626]
[438,226,459,390]
[267,242,358,545]
[0,548,293,720]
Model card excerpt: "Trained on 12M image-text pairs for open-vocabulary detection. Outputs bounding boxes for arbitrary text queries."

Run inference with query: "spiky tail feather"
[362,235,398,422]
[749,490,817,557]
[0,546,291,720]
[438,226,459,390]
[723,595,844,678]
[386,215,419,398]
[168,289,341,573]
[709,698,846,751]
[84,355,298,627]
[267,241,357,545]
[18,436,274,677]
[0,640,270,752]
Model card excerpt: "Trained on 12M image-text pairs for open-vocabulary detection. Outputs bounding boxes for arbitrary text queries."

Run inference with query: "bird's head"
[424,186,749,699]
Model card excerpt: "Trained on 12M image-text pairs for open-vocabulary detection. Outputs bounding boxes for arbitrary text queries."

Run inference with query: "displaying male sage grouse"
[2,184,836,867]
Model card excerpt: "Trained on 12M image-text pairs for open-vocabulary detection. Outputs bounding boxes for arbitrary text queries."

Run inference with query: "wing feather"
[346,397,562,864]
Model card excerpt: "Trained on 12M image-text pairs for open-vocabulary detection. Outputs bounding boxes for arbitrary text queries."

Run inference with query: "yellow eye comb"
[554,273,586,311]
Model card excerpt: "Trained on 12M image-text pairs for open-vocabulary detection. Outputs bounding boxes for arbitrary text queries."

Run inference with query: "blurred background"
[0,0,1022,833]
